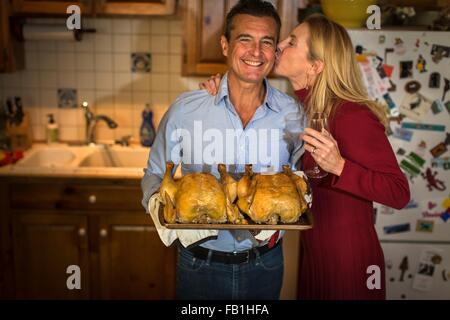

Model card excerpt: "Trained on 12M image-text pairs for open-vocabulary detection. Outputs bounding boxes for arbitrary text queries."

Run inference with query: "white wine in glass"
[305,112,328,179]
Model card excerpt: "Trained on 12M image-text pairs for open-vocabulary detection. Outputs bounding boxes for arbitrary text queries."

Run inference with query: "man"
[141,0,304,300]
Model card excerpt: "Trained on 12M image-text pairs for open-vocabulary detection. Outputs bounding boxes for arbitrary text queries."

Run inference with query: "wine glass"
[304,112,328,179]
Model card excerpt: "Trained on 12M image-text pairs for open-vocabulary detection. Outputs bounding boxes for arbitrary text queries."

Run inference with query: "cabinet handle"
[88,195,97,204]
[78,228,86,237]
[99,229,108,238]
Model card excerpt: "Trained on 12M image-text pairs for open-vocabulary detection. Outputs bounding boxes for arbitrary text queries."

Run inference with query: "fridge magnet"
[416,219,434,233]
[131,52,151,73]
[412,248,444,291]
[442,78,449,101]
[445,132,450,145]
[415,55,427,73]
[402,122,445,132]
[415,140,427,157]
[431,44,450,63]
[379,35,386,44]
[384,48,394,63]
[393,127,413,142]
[394,38,406,55]
[386,259,393,269]
[441,210,450,223]
[389,114,405,124]
[399,93,432,121]
[442,270,447,281]
[399,256,409,281]
[415,39,420,49]
[428,201,437,210]
[396,148,406,156]
[442,198,450,209]
[406,152,425,168]
[431,158,450,170]
[400,160,421,180]
[383,64,394,78]
[405,199,419,209]
[431,100,444,114]
[430,142,448,158]
[429,72,441,88]
[446,100,450,114]
[404,81,421,94]
[388,79,397,92]
[383,223,410,234]
[431,254,442,265]
[380,205,395,215]
[355,45,365,54]
[399,61,413,78]
[421,168,446,191]
[383,93,397,114]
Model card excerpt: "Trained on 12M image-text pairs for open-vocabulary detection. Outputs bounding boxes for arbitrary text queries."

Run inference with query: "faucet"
[82,101,118,145]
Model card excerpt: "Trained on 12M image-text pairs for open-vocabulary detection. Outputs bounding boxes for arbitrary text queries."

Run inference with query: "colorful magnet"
[402,122,445,132]
[405,199,419,209]
[383,64,394,78]
[355,45,364,54]
[431,44,450,63]
[431,254,442,265]
[394,38,406,55]
[442,78,449,101]
[441,210,450,222]
[383,223,410,234]
[429,72,441,88]
[442,198,450,209]
[406,152,425,168]
[415,140,427,157]
[383,93,397,111]
[416,219,434,232]
[421,168,446,191]
[384,48,394,63]
[394,127,413,141]
[415,39,420,48]
[396,148,406,156]
[415,54,427,73]
[430,142,448,158]
[388,79,397,92]
[399,256,409,282]
[431,100,444,114]
[399,61,413,78]
[431,158,450,170]
[399,94,433,122]
[400,159,421,177]
[405,81,421,94]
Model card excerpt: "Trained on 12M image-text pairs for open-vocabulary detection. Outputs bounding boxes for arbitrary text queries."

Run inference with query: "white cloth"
[147,193,218,247]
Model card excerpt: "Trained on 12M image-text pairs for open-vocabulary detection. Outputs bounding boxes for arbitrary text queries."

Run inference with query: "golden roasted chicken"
[160,162,309,224]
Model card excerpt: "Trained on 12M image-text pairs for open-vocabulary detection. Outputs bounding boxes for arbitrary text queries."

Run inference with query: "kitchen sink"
[15,147,78,168]
[78,146,149,168]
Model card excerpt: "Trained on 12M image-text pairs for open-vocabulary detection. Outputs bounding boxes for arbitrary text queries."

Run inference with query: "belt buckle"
[232,250,250,264]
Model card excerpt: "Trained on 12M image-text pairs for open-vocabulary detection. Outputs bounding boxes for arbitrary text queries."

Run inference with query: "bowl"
[320,0,377,28]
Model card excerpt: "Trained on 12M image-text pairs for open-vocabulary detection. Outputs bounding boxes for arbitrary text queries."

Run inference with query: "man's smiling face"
[221,14,277,84]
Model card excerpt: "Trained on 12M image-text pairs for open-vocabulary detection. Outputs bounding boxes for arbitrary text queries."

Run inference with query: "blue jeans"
[176,242,284,300]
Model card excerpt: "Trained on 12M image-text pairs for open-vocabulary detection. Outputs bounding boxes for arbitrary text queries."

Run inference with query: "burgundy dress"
[295,89,410,300]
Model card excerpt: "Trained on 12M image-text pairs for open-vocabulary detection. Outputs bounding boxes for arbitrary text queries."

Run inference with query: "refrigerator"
[347,29,450,300]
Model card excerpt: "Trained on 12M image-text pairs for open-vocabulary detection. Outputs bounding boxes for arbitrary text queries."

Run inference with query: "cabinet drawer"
[10,183,143,212]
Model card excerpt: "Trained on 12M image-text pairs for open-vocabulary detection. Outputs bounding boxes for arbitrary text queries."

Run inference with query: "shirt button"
[236,237,242,241]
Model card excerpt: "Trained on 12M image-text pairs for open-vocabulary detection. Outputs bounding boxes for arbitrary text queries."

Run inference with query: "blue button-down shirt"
[141,73,305,252]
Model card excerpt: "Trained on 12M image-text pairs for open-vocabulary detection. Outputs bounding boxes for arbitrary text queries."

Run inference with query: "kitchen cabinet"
[0,0,24,72]
[95,0,176,16]
[0,177,176,299]
[11,0,92,15]
[182,0,301,76]
[11,0,176,16]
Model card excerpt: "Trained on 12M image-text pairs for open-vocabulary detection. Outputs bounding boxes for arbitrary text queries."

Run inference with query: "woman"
[200,14,410,300]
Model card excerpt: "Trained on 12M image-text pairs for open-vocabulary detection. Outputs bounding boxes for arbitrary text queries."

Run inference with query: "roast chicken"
[160,162,309,224]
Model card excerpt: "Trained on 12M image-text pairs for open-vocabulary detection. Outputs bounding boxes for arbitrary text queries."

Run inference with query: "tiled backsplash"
[0,17,289,144]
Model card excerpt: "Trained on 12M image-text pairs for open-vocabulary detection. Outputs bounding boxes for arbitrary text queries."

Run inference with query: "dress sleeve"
[330,104,410,209]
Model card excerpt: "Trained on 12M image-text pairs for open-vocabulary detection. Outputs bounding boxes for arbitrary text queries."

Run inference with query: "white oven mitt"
[147,193,218,248]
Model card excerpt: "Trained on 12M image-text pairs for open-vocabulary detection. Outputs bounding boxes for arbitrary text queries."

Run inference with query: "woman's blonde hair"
[303,14,388,128]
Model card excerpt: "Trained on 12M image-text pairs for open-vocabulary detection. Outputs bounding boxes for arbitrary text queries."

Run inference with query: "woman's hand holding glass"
[302,127,346,177]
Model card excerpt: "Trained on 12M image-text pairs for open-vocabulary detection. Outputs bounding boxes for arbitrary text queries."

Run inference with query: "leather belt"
[188,239,282,265]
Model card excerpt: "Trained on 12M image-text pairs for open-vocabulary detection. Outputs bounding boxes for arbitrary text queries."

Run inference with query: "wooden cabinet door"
[12,212,90,299]
[182,0,301,76]
[12,0,92,15]
[99,213,176,299]
[95,0,176,15]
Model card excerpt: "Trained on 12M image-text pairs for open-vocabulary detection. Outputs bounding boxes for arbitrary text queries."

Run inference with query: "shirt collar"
[214,72,280,113]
